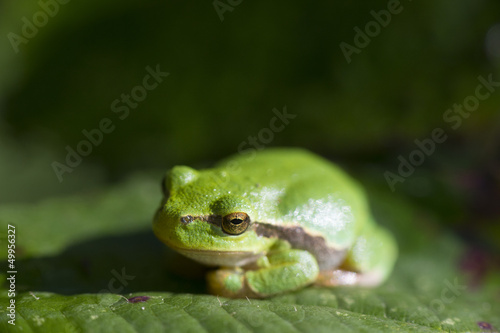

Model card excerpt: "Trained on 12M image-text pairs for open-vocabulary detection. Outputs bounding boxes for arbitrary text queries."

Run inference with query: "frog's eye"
[222,212,250,235]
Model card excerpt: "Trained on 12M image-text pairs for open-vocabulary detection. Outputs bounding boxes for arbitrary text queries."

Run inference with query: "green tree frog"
[153,148,397,298]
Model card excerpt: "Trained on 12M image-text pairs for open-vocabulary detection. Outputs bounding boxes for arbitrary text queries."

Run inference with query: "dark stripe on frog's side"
[253,222,347,271]
[180,214,222,226]
[179,215,347,271]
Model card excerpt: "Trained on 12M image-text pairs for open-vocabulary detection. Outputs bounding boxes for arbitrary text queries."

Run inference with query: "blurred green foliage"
[1,0,499,174]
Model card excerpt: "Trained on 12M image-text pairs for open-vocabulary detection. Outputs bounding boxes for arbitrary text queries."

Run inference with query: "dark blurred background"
[0,1,499,251]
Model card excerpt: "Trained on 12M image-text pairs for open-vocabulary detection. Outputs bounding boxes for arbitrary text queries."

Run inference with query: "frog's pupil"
[231,219,243,225]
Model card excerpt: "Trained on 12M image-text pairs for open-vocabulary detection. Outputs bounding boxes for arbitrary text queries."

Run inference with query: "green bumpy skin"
[153,148,397,298]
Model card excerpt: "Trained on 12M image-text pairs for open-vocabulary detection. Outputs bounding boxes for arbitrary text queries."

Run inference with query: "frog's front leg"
[207,249,319,298]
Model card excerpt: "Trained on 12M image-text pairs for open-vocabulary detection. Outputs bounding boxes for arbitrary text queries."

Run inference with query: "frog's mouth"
[172,246,264,267]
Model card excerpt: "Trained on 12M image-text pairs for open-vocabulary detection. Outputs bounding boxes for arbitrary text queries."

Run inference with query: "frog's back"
[216,148,370,251]
[218,148,333,179]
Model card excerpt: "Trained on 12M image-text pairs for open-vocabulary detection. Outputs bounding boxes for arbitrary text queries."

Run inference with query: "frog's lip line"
[167,244,259,255]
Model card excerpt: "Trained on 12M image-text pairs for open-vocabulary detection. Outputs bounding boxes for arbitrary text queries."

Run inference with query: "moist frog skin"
[153,148,397,298]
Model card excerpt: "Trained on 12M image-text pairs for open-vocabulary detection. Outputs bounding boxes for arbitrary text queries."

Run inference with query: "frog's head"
[153,165,273,267]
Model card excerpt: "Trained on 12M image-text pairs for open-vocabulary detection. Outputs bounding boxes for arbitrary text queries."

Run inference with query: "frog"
[153,148,397,298]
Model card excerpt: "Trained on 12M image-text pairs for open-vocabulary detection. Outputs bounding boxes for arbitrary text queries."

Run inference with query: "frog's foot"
[315,269,385,287]
[207,249,319,298]
[207,267,260,298]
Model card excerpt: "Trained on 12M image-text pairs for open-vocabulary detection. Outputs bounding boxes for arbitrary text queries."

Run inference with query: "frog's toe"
[315,269,386,287]
[207,267,260,298]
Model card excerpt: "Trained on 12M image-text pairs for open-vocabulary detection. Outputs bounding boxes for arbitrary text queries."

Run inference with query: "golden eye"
[222,212,250,235]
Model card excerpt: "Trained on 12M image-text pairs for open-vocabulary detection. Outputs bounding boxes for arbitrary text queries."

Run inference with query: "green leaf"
[0,174,499,332]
